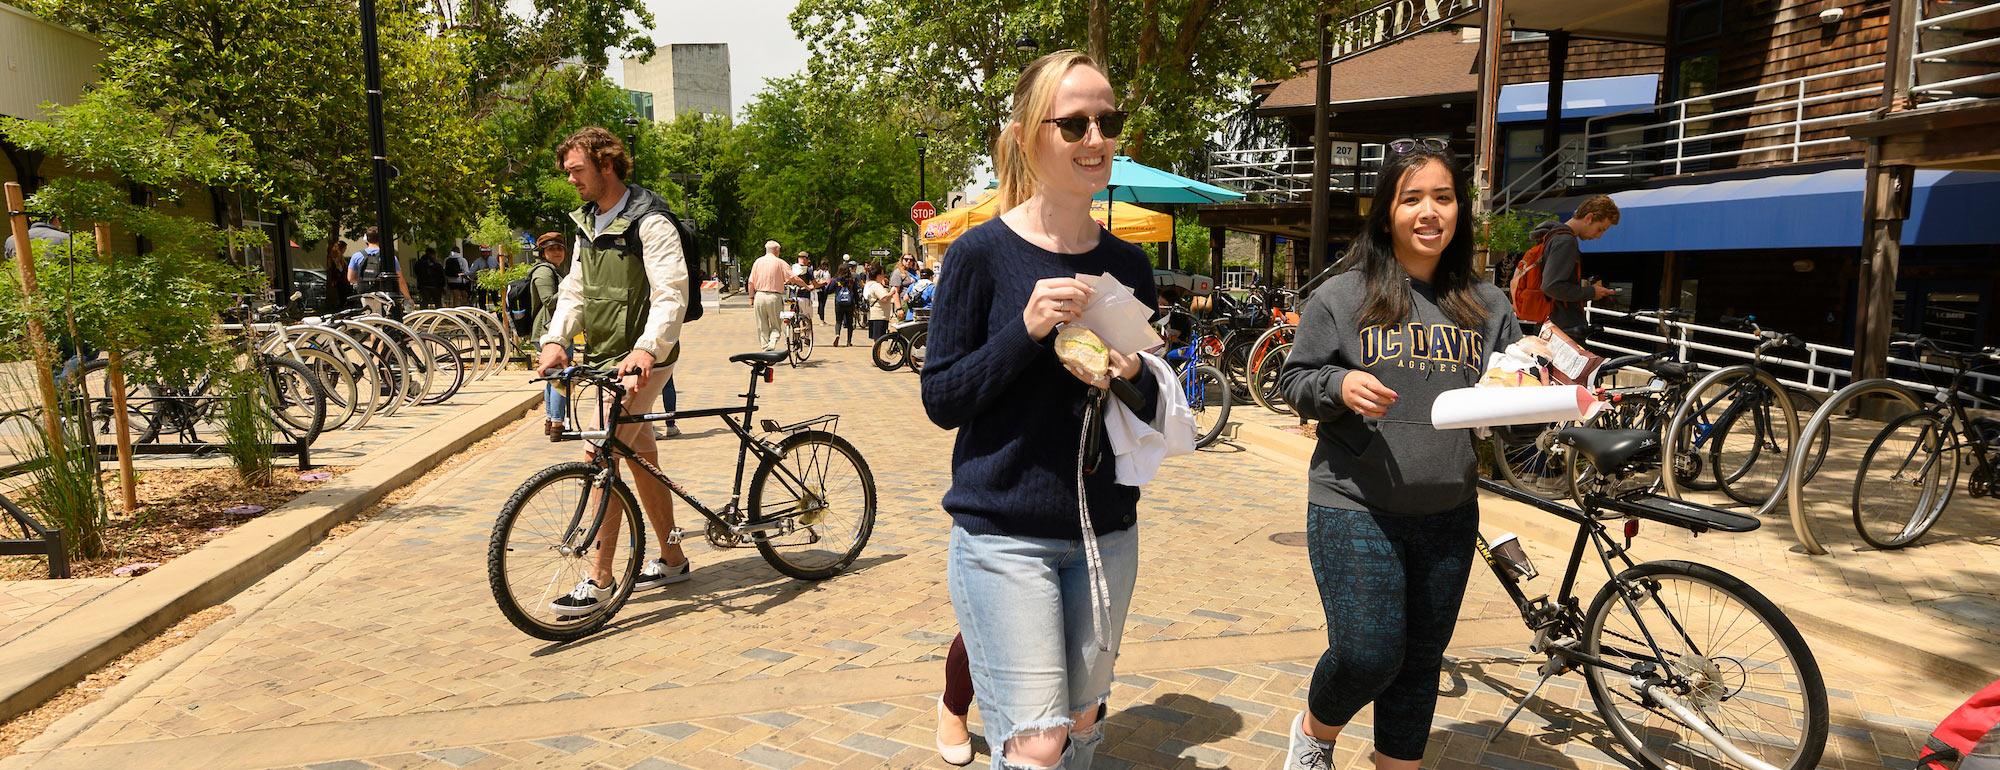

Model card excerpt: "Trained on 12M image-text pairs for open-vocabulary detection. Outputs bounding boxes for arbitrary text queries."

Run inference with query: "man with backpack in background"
[346,227,412,306]
[534,126,701,616]
[1513,195,1621,345]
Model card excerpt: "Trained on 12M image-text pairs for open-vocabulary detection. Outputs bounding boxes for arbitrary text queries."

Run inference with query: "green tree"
[790,0,1338,171]
[648,111,751,264]
[738,74,962,262]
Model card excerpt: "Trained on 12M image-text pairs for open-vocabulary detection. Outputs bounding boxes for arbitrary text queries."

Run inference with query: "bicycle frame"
[548,364,832,556]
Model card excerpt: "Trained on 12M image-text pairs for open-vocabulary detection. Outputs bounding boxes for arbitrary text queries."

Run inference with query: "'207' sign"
[1327,0,1481,66]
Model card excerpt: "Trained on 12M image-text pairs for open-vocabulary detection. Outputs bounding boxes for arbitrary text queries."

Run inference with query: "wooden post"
[1259,233,1277,289]
[5,182,65,453]
[91,223,139,512]
[1473,0,1506,276]
[1658,251,1680,309]
[1309,12,1334,279]
[1208,226,1226,288]
[1856,153,1912,381]
[1542,31,1571,184]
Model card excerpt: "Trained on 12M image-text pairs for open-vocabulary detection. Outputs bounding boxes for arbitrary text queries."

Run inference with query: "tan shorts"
[614,365,674,456]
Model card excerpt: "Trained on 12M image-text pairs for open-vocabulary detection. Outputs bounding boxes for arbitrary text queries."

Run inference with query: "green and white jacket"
[537,184,689,369]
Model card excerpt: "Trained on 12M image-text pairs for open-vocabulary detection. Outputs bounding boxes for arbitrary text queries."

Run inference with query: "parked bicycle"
[1660,316,1827,513]
[1850,334,1999,549]
[488,351,878,641]
[1160,309,1230,448]
[1479,455,1827,770]
[871,312,928,373]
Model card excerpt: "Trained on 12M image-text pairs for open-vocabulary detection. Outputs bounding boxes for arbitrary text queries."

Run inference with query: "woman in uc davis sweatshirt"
[919,50,1160,770]
[1275,143,1532,769]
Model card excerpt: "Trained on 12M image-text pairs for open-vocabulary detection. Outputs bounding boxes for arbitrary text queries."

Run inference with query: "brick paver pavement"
[5,303,1974,769]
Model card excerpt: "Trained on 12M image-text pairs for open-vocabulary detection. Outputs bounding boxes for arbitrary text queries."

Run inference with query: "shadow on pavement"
[530,553,906,656]
[1442,655,1639,769]
[1110,692,1246,763]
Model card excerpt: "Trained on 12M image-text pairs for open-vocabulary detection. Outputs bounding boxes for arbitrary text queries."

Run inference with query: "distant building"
[621,44,730,119]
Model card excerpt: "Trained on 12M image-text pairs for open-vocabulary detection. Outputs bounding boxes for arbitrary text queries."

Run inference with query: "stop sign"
[910,201,937,223]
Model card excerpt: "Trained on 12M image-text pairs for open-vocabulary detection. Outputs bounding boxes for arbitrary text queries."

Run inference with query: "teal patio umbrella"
[1092,156,1244,267]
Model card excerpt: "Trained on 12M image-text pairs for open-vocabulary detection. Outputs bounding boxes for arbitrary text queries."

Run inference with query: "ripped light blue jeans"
[948,523,1140,770]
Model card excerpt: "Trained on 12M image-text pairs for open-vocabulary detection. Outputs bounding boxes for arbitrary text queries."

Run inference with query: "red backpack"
[1509,224,1578,324]
[1916,677,2000,770]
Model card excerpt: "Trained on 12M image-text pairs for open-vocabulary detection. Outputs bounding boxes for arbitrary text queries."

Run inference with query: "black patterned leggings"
[1304,499,1478,762]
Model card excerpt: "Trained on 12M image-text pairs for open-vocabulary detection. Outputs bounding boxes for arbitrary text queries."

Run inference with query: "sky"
[607,0,812,120]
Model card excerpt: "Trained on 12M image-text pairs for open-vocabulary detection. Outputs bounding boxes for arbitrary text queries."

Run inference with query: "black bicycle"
[1850,334,1999,549]
[488,351,877,641]
[1478,431,1827,770]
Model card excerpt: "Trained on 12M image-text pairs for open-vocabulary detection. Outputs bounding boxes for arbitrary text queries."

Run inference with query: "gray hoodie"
[1278,270,1523,515]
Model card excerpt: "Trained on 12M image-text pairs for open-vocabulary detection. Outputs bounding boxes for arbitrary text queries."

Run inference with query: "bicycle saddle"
[1651,360,1696,380]
[1556,427,1659,470]
[730,351,788,366]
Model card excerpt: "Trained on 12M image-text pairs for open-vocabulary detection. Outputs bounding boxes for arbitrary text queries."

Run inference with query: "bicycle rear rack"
[761,414,839,435]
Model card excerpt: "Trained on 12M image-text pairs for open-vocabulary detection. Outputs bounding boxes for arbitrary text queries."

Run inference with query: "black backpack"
[657,209,706,323]
[358,249,394,291]
[505,263,555,337]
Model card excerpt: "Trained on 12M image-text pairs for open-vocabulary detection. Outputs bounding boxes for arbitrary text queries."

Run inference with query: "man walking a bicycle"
[534,126,694,616]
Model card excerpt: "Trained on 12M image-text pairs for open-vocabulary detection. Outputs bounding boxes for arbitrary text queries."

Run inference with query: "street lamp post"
[358,0,396,274]
[915,129,928,209]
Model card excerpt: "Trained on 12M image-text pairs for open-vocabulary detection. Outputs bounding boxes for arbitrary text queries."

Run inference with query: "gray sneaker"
[1285,712,1334,770]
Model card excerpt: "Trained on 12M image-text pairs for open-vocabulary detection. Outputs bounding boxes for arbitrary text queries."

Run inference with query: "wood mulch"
[0,466,342,581]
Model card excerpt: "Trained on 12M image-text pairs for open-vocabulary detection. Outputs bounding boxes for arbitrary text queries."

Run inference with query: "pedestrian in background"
[323,239,354,314]
[832,266,861,346]
[863,266,893,340]
[919,50,1160,770]
[750,241,803,351]
[414,247,446,308]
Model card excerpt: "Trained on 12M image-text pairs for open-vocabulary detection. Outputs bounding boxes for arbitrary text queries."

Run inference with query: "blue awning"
[1581,168,2000,252]
[1497,74,1659,123]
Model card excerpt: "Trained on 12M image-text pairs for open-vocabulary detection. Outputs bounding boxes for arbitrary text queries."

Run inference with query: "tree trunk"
[1089,0,1110,63]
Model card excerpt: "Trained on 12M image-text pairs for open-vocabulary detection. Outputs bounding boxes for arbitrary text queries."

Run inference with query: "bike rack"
[0,492,69,579]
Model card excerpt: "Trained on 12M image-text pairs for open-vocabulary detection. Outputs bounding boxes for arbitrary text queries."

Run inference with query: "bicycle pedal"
[665,527,684,545]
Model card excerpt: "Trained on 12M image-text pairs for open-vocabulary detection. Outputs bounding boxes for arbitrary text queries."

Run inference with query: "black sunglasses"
[1386,137,1450,155]
[1041,110,1129,143]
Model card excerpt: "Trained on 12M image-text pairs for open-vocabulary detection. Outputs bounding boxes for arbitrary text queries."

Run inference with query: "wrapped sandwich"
[1056,326,1110,380]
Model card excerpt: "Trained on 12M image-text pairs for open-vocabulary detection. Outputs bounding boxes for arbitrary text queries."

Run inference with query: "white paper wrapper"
[1073,272,1164,354]
[1431,385,1600,430]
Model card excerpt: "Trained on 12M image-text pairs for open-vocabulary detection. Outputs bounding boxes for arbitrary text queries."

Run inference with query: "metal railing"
[1581,63,1886,180]
[1494,138,1586,210]
[1910,0,2000,105]
[1583,306,2000,401]
[1207,144,1387,201]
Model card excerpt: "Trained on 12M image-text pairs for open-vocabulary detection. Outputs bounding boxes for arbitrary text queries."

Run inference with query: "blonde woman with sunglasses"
[919,51,1162,770]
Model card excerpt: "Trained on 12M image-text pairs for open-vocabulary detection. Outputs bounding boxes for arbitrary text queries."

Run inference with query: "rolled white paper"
[1431,385,1600,430]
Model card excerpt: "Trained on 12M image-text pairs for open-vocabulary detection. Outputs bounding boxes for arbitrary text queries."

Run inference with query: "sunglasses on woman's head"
[1041,110,1129,142]
[1386,137,1450,155]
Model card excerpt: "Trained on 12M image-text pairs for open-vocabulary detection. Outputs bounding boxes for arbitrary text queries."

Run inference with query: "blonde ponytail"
[994,50,1100,214]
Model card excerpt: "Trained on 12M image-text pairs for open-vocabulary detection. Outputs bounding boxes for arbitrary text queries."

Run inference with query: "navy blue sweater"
[921,218,1160,540]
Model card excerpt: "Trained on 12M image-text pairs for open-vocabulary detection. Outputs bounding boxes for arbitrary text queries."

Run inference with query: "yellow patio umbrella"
[919,192,1174,248]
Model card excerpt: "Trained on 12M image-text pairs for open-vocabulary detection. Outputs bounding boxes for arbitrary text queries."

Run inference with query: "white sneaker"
[548,578,614,616]
[1285,712,1334,770]
[632,558,690,591]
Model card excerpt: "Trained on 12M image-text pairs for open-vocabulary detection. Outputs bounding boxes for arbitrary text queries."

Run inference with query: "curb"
[1230,414,2000,693]
[0,388,542,724]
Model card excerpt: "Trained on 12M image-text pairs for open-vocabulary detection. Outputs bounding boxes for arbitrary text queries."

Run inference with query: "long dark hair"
[1335,144,1486,330]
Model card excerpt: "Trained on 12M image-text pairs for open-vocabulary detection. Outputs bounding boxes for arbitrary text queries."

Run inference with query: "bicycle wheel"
[1583,560,1827,770]
[259,355,328,447]
[78,359,162,446]
[907,330,927,373]
[1710,386,1801,508]
[746,430,876,580]
[286,346,361,432]
[415,332,466,405]
[1220,334,1255,400]
[871,334,908,371]
[1670,417,1719,492]
[784,316,808,360]
[1189,363,1230,448]
[1249,342,1293,415]
[1851,410,1957,549]
[488,462,643,641]
[1491,423,1573,499]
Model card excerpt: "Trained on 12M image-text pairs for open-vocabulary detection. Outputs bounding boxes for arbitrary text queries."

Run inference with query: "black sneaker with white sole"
[632,558,691,591]
[549,578,614,616]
